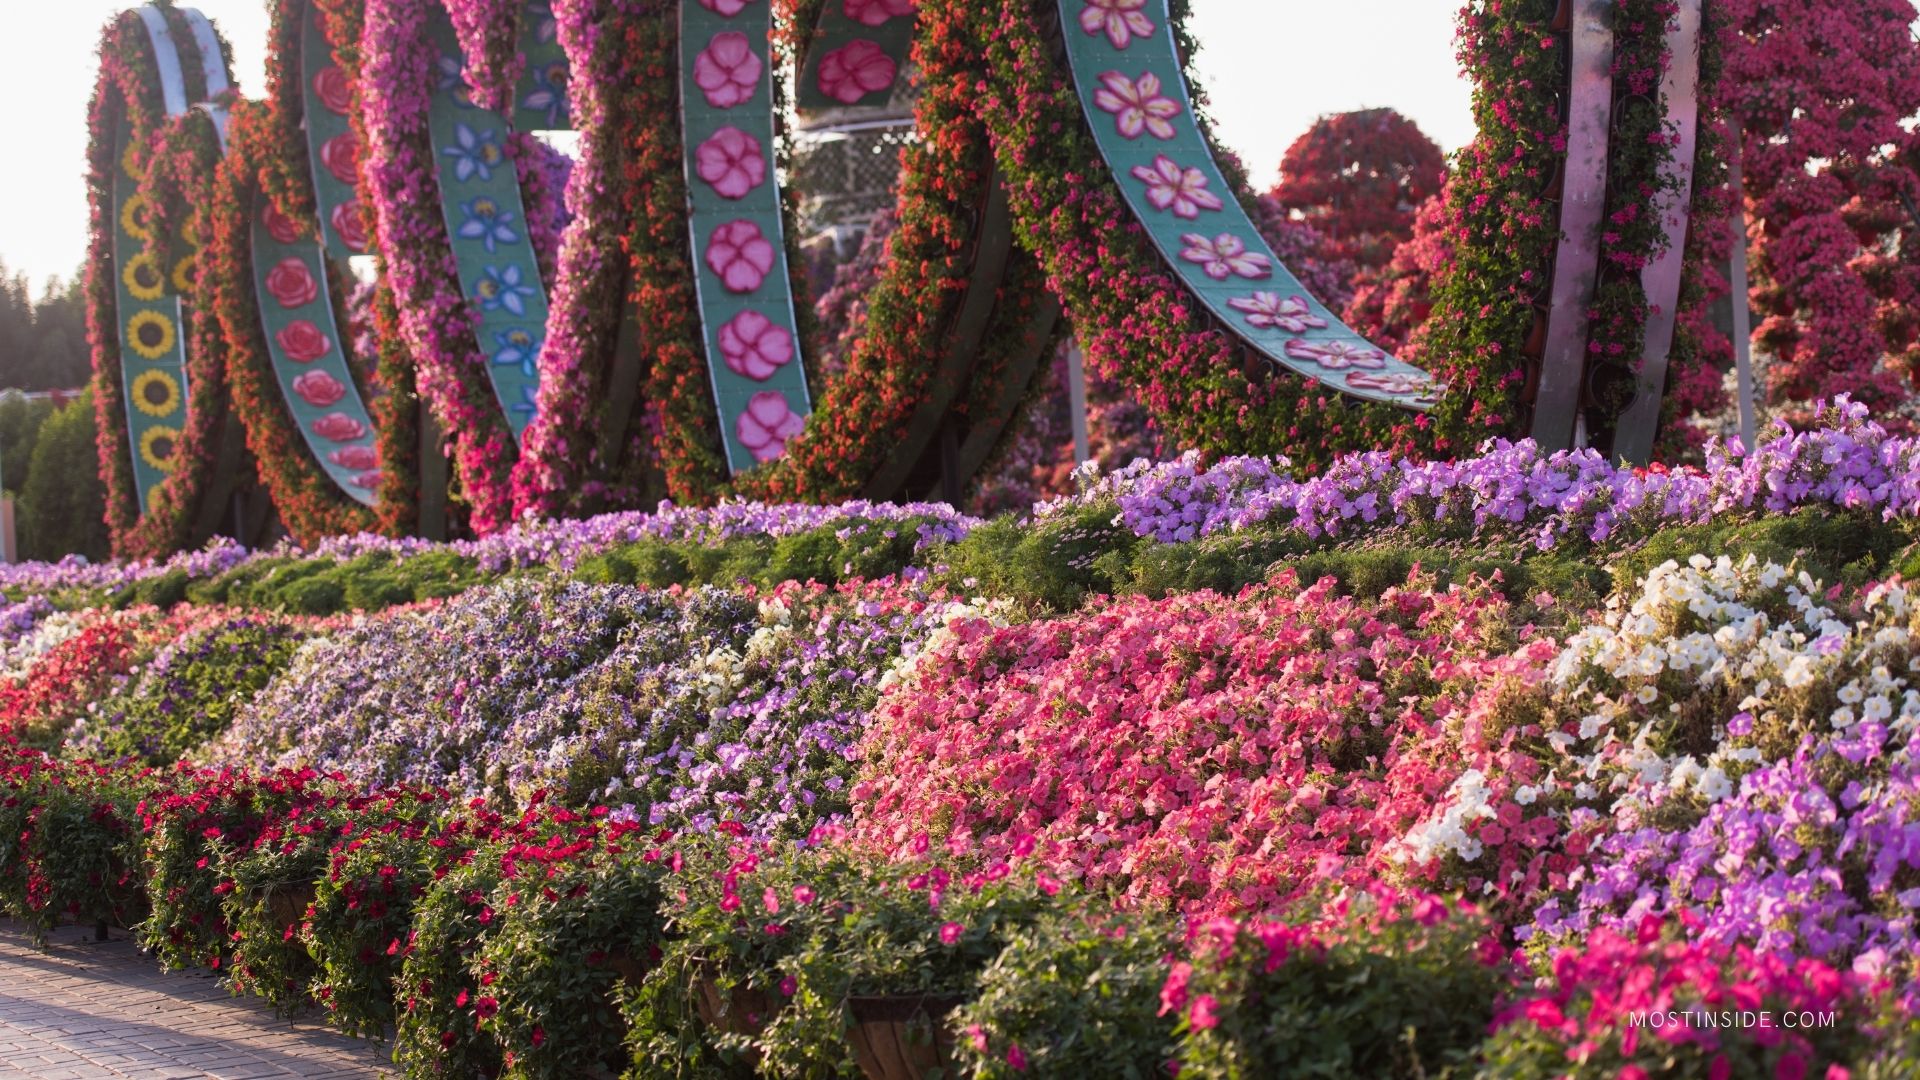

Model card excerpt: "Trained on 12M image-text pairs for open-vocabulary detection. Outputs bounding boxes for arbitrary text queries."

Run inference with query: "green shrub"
[940,504,1141,611]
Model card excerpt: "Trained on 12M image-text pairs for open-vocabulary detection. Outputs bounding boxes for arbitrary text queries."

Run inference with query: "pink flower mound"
[853,574,1527,915]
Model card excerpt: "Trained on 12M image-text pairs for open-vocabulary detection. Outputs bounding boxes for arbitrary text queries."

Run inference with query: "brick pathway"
[0,921,391,1079]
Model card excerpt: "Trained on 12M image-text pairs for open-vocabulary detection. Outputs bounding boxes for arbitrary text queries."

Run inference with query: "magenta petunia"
[705,219,777,293]
[695,126,767,200]
[694,31,762,109]
[719,309,796,380]
[735,391,805,462]
[815,40,896,105]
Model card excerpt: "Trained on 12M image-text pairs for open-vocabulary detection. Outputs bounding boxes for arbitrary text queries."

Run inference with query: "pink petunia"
[695,126,767,199]
[1284,339,1387,371]
[719,309,795,380]
[816,39,897,105]
[1093,70,1179,140]
[939,921,965,945]
[1179,233,1271,281]
[706,219,776,293]
[1228,292,1327,333]
[694,31,762,109]
[843,0,914,26]
[1078,0,1155,50]
[1130,156,1222,219]
[736,392,805,462]
[1189,994,1220,1030]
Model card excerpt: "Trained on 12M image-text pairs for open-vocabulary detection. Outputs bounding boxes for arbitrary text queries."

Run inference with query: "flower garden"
[1,399,1918,1076]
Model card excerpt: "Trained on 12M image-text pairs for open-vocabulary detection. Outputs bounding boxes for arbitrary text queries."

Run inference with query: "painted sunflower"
[120,193,152,242]
[146,482,168,516]
[120,139,140,181]
[122,253,166,301]
[130,369,182,418]
[126,310,176,360]
[171,254,196,293]
[139,425,182,472]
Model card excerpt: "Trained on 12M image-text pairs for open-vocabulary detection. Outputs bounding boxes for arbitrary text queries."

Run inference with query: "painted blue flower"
[526,0,557,44]
[510,382,539,417]
[492,327,543,377]
[436,53,478,109]
[457,197,520,253]
[519,60,570,128]
[442,122,506,183]
[475,264,535,317]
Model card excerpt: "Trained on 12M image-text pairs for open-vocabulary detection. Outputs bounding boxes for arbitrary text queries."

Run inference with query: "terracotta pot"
[694,975,776,1037]
[845,993,963,1080]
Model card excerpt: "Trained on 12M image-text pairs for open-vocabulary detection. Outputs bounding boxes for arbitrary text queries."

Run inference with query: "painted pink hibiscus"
[1228,292,1327,334]
[736,392,805,462]
[1179,233,1270,281]
[1285,339,1386,370]
[1093,71,1179,140]
[843,0,913,26]
[694,32,762,109]
[695,126,767,199]
[311,412,367,442]
[350,470,384,490]
[706,220,776,293]
[292,369,347,408]
[1130,156,1222,219]
[1079,0,1155,50]
[816,40,896,105]
[1347,370,1439,398]
[699,0,748,13]
[720,310,796,380]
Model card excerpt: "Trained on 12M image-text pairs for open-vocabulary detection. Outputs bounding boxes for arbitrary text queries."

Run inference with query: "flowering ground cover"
[3,407,1920,1075]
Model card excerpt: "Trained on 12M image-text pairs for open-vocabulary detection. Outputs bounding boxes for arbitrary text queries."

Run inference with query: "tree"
[1344,190,1455,356]
[1270,108,1447,274]
[0,395,54,497]
[18,389,109,562]
[0,260,90,393]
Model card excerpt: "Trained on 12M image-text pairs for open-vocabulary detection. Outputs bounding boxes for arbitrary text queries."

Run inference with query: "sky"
[0,2,1474,293]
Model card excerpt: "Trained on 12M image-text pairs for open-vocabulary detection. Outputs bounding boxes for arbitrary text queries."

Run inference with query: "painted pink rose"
[843,0,913,27]
[1228,292,1326,334]
[706,219,776,293]
[313,66,353,115]
[1130,156,1222,219]
[1178,233,1270,281]
[265,257,320,308]
[1079,0,1155,50]
[1094,70,1179,140]
[276,320,333,363]
[293,369,346,408]
[261,202,305,244]
[319,131,359,187]
[311,412,367,442]
[719,310,795,380]
[735,391,805,463]
[350,470,384,489]
[1285,339,1386,370]
[694,32,762,109]
[700,0,748,13]
[331,201,370,253]
[329,444,379,470]
[816,40,896,105]
[695,126,767,200]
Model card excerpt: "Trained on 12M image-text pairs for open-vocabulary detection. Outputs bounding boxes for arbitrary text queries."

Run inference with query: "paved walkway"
[0,921,391,1079]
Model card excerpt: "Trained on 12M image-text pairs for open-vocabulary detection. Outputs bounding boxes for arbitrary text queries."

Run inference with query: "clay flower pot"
[845,993,963,1080]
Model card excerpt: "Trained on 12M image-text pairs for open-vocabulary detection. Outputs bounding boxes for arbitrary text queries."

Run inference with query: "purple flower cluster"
[1047,396,1920,549]
[0,596,53,648]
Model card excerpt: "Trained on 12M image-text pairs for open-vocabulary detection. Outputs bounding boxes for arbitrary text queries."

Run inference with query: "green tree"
[0,394,54,497]
[18,389,109,562]
[0,260,90,393]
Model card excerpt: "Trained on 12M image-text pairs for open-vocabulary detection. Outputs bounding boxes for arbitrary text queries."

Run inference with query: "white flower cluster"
[876,597,1014,695]
[1396,768,1496,865]
[1548,555,1920,809]
[0,611,90,679]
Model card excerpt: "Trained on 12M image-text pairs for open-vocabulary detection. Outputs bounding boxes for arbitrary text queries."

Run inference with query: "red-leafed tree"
[1269,108,1447,274]
[1344,190,1454,357]
[1718,0,1920,415]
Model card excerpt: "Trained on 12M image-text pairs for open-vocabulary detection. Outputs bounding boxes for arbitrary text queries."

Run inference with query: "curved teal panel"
[1057,0,1440,410]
